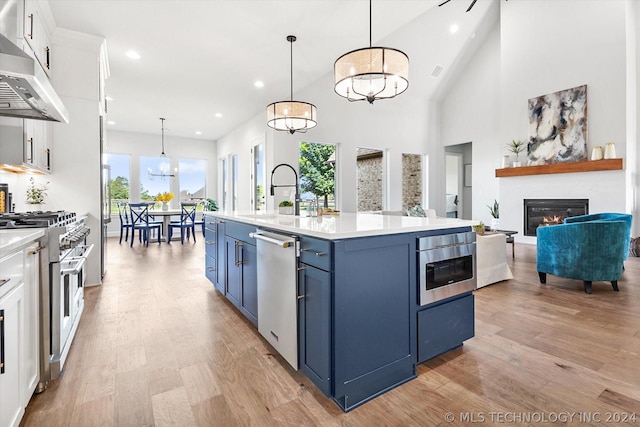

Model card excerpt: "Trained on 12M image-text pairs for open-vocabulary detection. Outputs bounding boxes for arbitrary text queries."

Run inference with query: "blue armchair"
[563,213,632,259]
[536,214,631,294]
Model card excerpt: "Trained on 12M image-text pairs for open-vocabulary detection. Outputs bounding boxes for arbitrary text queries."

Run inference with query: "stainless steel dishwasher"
[250,229,299,370]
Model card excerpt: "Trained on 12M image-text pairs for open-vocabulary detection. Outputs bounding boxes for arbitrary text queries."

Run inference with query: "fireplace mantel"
[495,158,623,177]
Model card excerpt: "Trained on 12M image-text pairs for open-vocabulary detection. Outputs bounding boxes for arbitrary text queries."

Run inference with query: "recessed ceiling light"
[107,120,115,125]
[215,113,223,118]
[126,50,141,60]
[195,131,202,135]
[254,80,264,88]
[449,24,459,34]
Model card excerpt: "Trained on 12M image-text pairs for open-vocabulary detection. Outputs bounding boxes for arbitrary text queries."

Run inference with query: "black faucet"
[270,163,300,216]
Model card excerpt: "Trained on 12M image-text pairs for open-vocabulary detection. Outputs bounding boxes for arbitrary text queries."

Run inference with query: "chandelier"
[148,117,176,180]
[334,0,409,104]
[267,35,317,134]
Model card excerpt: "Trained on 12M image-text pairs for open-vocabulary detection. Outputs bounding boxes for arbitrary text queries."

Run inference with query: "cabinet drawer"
[205,253,216,284]
[225,221,256,244]
[204,216,217,233]
[0,251,24,299]
[417,293,474,363]
[204,228,217,254]
[299,235,331,271]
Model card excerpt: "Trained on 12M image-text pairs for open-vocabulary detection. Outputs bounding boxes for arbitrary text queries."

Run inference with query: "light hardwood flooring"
[22,238,640,426]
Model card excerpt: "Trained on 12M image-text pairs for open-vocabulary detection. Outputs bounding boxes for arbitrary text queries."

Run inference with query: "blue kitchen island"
[203,211,477,412]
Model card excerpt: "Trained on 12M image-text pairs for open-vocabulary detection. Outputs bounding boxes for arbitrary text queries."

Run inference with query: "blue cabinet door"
[240,241,258,326]
[298,262,331,396]
[204,225,219,291]
[332,234,416,411]
[215,219,226,294]
[225,236,241,308]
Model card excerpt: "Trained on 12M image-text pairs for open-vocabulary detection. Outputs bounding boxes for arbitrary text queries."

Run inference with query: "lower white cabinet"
[0,252,26,427]
[0,243,40,427]
[22,244,40,406]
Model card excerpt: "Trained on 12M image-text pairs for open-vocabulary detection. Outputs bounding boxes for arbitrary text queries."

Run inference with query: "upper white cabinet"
[0,117,52,174]
[24,118,52,173]
[22,0,54,76]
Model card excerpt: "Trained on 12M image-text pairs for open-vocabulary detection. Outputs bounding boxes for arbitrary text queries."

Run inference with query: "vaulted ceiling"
[49,0,494,141]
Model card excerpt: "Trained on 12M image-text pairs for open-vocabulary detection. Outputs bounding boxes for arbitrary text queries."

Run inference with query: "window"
[179,159,206,202]
[220,157,228,211]
[141,156,171,201]
[299,142,336,210]
[253,144,266,211]
[104,153,130,210]
[231,154,239,210]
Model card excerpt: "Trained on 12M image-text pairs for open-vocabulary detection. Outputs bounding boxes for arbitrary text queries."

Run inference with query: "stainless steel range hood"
[0,33,69,123]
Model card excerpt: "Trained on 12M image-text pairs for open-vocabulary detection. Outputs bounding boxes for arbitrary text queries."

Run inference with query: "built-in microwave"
[417,230,476,306]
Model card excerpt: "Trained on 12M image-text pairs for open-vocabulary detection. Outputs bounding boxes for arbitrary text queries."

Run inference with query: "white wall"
[440,25,501,225]
[499,0,627,243]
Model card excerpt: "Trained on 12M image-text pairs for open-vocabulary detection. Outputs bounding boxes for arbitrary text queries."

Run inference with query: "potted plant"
[487,199,499,230]
[25,177,49,210]
[203,198,218,211]
[472,221,486,235]
[507,139,526,167]
[278,200,294,215]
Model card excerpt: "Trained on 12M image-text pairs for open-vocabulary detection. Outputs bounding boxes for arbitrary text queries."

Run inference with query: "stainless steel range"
[0,211,92,391]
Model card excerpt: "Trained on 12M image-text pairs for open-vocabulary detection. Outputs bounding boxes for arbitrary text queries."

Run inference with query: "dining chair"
[129,203,162,247]
[168,202,197,244]
[116,202,133,244]
[193,202,206,238]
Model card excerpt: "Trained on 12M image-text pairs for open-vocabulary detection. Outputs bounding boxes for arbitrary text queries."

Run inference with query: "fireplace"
[523,199,589,236]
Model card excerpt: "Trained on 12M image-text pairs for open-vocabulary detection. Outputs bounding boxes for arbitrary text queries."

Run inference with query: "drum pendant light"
[334,0,409,104]
[266,35,317,134]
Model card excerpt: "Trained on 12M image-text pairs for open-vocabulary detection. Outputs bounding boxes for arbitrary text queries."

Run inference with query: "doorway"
[445,142,472,219]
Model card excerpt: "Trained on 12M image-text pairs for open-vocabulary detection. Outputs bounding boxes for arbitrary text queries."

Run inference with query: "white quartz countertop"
[0,229,45,258]
[207,211,476,240]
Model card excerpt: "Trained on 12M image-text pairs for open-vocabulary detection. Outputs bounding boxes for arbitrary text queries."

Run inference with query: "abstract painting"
[527,84,588,165]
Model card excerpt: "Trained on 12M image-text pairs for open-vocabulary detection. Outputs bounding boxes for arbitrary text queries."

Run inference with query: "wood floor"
[21,238,640,426]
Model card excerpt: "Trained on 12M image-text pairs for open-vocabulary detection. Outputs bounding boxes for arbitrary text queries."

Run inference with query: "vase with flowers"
[156,192,174,210]
[25,177,49,211]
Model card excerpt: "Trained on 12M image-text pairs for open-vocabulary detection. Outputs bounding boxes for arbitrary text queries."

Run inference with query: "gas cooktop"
[0,211,76,229]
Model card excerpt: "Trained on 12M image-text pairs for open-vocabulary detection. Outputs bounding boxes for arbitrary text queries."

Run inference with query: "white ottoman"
[476,233,513,288]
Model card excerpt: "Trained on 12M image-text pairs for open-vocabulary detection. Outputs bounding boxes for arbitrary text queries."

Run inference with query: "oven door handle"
[60,244,94,275]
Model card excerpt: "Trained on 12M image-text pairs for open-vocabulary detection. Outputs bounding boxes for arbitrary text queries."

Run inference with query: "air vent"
[430,65,444,78]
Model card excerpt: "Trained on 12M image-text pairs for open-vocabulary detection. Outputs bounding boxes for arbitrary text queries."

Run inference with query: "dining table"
[148,209,182,242]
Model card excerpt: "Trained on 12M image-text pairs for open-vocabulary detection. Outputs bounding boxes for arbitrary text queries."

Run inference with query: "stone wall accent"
[402,154,422,209]
[357,152,383,211]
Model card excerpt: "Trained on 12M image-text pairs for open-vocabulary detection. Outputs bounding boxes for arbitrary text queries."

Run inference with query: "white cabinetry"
[24,119,52,173]
[0,242,41,427]
[0,252,26,427]
[0,117,51,174]
[22,0,53,76]
[21,244,40,407]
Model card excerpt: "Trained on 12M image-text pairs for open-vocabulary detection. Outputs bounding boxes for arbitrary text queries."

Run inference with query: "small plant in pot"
[472,222,486,235]
[507,139,526,167]
[487,199,499,230]
[278,200,294,215]
[25,177,49,210]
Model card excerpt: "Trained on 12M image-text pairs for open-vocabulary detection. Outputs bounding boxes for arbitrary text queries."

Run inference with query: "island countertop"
[206,211,476,240]
[0,229,45,257]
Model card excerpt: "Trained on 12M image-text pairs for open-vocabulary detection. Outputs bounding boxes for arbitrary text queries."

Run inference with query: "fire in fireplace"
[523,199,589,236]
